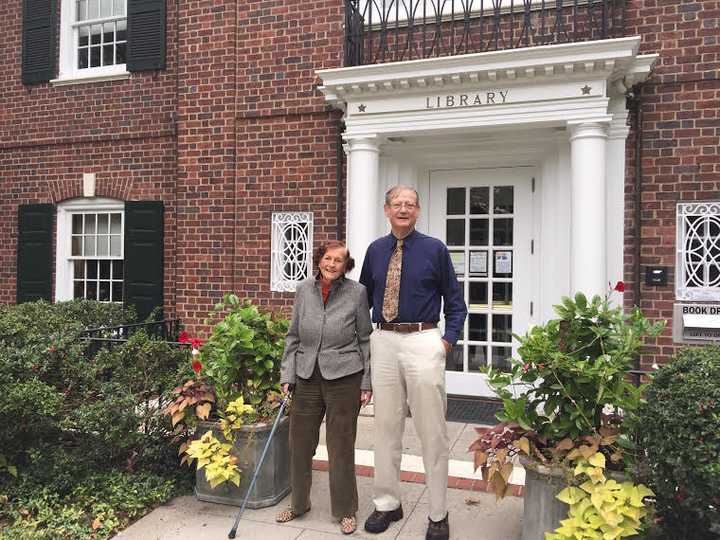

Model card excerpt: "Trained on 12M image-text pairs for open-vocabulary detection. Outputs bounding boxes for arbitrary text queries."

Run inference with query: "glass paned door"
[429,169,534,397]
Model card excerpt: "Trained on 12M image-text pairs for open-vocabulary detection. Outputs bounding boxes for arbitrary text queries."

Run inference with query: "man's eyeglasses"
[389,202,417,211]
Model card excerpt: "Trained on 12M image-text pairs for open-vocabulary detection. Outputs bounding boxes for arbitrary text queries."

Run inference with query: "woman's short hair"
[314,240,355,273]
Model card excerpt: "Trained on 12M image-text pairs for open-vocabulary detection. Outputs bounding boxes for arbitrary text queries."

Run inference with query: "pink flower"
[614,281,625,293]
[522,363,530,373]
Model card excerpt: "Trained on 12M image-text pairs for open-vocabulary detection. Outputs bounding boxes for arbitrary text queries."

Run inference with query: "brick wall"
[624,0,720,367]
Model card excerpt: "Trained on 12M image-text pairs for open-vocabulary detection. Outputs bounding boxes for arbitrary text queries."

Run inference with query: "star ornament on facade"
[581,85,592,95]
[358,104,367,112]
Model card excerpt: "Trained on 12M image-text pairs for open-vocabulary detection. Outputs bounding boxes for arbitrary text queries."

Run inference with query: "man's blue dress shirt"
[359,230,468,344]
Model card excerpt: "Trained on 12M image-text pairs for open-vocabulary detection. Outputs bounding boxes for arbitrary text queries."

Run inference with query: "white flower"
[192,348,200,356]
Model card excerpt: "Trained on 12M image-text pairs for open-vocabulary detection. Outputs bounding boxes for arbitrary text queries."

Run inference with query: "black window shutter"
[17,204,54,303]
[127,0,166,71]
[124,201,164,322]
[22,0,57,85]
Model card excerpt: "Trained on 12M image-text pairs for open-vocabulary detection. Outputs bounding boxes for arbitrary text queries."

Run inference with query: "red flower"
[614,281,625,293]
[178,331,190,344]
[191,360,202,374]
[191,338,203,349]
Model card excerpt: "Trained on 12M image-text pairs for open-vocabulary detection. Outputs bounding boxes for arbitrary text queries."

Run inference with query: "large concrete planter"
[521,463,568,540]
[194,416,290,508]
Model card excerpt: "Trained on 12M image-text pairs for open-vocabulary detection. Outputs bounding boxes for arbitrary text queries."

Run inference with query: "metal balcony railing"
[344,0,626,66]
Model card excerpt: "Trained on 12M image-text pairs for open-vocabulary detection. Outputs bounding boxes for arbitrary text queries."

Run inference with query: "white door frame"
[429,167,535,397]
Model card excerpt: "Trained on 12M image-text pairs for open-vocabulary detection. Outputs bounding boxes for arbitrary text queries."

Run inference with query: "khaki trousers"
[370,328,449,522]
[289,364,362,519]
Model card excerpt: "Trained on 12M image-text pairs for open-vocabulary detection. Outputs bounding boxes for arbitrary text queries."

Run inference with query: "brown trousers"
[289,363,362,519]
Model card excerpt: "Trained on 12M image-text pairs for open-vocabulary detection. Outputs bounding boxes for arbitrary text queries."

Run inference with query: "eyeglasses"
[389,202,418,211]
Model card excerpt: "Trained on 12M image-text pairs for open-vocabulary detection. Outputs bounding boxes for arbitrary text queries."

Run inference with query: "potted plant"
[470,284,664,539]
[164,294,290,508]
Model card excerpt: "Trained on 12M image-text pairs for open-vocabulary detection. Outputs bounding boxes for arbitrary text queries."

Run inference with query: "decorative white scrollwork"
[271,213,313,292]
[677,202,720,301]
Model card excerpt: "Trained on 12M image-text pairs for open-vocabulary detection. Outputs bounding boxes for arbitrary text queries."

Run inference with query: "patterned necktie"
[382,238,404,322]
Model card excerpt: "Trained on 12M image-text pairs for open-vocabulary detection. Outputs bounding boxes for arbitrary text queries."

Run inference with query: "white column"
[606,99,630,304]
[568,120,609,297]
[345,135,381,280]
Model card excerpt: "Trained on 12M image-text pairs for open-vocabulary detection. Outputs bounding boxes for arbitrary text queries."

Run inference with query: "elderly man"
[360,185,467,540]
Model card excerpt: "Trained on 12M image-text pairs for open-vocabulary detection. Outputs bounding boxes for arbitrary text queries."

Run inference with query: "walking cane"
[228,391,291,539]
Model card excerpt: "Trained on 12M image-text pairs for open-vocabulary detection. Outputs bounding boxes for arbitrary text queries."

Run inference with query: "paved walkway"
[114,407,525,539]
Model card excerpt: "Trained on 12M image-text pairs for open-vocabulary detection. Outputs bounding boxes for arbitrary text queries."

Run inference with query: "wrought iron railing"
[81,319,183,356]
[344,0,626,66]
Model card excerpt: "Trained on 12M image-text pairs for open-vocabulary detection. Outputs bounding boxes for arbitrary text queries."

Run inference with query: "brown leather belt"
[376,322,438,333]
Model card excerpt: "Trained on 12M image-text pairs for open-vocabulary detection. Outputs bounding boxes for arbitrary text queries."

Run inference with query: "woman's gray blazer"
[280,276,372,390]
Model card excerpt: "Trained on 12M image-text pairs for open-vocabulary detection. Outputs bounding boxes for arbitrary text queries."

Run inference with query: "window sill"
[50,71,131,87]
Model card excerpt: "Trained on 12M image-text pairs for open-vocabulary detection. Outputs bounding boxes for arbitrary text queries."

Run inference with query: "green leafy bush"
[634,346,720,539]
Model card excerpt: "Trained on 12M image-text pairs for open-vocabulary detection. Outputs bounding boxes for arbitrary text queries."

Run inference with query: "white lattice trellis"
[271,212,313,292]
[676,202,720,301]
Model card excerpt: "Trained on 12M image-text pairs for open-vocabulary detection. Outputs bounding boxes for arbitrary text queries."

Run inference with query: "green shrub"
[634,346,720,539]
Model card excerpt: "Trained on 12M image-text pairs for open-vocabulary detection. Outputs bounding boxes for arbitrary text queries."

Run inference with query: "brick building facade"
[1,0,718,396]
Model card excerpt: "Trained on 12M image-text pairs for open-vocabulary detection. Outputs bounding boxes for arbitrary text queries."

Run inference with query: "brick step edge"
[311,459,524,498]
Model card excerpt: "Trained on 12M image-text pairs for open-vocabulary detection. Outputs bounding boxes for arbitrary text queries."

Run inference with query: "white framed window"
[56,198,125,302]
[57,0,127,81]
[271,212,313,292]
[676,202,720,301]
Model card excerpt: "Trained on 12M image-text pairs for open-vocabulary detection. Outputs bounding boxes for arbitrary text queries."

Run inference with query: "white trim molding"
[55,198,125,302]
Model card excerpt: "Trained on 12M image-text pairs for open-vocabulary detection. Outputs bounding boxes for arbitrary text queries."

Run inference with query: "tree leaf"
[196,403,212,420]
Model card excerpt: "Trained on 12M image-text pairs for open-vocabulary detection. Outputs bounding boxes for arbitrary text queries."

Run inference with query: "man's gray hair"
[384,185,420,208]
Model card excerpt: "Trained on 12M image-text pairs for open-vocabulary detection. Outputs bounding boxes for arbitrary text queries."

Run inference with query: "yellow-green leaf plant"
[545,451,654,540]
[220,396,255,442]
[185,431,242,489]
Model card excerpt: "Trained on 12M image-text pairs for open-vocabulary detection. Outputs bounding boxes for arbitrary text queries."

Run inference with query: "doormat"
[446,397,502,425]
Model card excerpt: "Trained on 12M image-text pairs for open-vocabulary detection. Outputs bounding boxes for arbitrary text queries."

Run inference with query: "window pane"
[468,313,487,341]
[493,186,514,214]
[79,26,89,46]
[74,260,85,279]
[470,187,489,214]
[110,236,121,257]
[72,214,83,234]
[493,250,513,278]
[84,236,96,256]
[78,47,89,69]
[470,219,488,246]
[446,219,465,246]
[446,188,465,215]
[116,19,127,41]
[492,283,513,309]
[491,347,512,372]
[450,251,465,276]
[99,281,111,301]
[88,0,99,19]
[74,280,85,299]
[493,218,513,246]
[77,0,87,21]
[446,344,463,372]
[86,281,98,300]
[84,214,96,234]
[103,44,114,66]
[97,214,109,234]
[72,236,82,256]
[114,0,125,16]
[100,0,113,18]
[90,46,101,67]
[116,42,127,64]
[469,282,488,308]
[492,314,513,342]
[90,24,102,45]
[99,260,111,279]
[87,260,98,279]
[468,344,487,372]
[103,22,114,44]
[110,213,122,234]
[112,260,123,279]
[112,282,123,302]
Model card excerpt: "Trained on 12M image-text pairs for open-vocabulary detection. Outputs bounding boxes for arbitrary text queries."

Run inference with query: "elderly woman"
[277,240,373,535]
